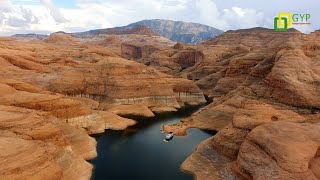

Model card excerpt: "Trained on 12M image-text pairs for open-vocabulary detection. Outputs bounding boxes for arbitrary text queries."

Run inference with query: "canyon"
[0,26,319,180]
[0,32,205,179]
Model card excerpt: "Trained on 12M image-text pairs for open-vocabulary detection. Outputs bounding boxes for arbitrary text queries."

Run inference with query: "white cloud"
[232,7,245,17]
[195,0,228,30]
[6,7,39,27]
[0,1,43,35]
[293,25,314,34]
[40,0,67,23]
[221,6,266,30]
[194,0,267,30]
[0,0,12,13]
[0,0,318,36]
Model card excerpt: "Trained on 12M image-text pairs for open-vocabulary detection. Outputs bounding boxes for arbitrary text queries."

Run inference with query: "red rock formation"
[46,32,80,44]
[0,35,206,179]
[0,105,96,179]
[0,137,93,179]
[107,104,155,118]
[121,43,142,59]
[167,28,320,133]
[138,44,205,74]
[163,28,320,180]
[236,122,320,179]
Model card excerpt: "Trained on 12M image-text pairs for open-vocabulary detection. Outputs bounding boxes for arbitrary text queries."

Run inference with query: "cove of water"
[91,107,215,180]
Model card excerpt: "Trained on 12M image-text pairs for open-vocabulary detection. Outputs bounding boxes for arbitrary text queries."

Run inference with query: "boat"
[163,132,174,142]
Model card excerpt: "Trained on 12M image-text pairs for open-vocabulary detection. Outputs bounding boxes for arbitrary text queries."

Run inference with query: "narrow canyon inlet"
[91,107,214,180]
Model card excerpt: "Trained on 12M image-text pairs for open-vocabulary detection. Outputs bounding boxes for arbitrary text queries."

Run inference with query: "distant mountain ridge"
[76,25,160,37]
[12,19,224,44]
[119,19,224,44]
[76,19,224,44]
[12,33,48,40]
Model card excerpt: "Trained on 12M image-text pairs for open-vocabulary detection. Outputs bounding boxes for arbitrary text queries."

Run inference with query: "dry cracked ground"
[1,27,320,179]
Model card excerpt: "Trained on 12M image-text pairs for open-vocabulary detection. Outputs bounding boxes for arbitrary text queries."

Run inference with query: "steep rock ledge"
[0,137,93,180]
[235,122,320,179]
[0,105,96,179]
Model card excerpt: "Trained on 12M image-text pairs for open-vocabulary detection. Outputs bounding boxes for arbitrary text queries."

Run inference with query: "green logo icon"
[274,17,288,32]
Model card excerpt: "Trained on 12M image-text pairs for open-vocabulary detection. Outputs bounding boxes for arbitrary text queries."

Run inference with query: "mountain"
[12,33,48,40]
[13,20,223,44]
[76,25,160,37]
[121,19,223,44]
[78,19,223,44]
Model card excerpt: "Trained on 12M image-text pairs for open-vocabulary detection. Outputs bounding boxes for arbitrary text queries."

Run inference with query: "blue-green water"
[91,107,214,180]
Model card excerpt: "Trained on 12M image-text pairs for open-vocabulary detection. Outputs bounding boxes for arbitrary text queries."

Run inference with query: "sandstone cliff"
[163,28,320,179]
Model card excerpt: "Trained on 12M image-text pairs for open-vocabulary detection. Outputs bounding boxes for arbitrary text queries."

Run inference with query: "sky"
[0,0,318,36]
